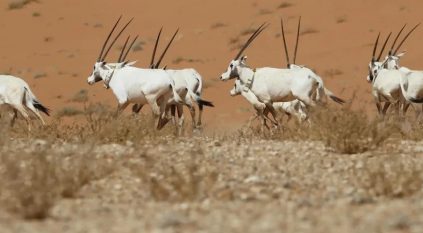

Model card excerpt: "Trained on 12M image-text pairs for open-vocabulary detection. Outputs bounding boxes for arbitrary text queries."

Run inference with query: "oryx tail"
[24,87,50,116]
[188,88,214,109]
[313,76,345,105]
[190,71,214,109]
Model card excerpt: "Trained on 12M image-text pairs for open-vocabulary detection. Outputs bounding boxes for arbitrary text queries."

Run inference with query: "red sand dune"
[1,0,423,132]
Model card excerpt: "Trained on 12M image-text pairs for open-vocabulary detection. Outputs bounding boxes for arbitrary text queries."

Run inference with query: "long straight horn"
[393,23,421,55]
[372,32,380,62]
[150,27,163,68]
[389,24,406,55]
[98,16,122,61]
[118,35,130,63]
[377,32,392,61]
[234,23,268,60]
[101,18,134,61]
[154,28,179,69]
[293,16,301,64]
[280,18,290,67]
[122,35,139,62]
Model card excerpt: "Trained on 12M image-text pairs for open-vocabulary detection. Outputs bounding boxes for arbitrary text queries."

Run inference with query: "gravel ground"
[0,138,422,233]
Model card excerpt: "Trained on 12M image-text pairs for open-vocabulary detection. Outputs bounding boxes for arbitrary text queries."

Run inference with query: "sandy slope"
[1,0,423,131]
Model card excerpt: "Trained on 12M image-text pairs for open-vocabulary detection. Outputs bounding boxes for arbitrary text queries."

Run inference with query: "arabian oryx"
[86,16,183,129]
[230,79,307,129]
[132,28,214,130]
[0,75,50,130]
[220,20,344,124]
[367,24,420,118]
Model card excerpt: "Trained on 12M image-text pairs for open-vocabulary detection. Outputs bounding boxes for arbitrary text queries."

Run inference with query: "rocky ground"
[0,137,422,233]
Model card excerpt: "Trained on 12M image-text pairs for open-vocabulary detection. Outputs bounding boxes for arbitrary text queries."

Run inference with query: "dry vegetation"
[7,0,37,10]
[1,104,423,232]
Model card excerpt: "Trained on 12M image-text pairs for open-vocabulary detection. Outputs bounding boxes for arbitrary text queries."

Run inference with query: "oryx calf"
[0,75,50,130]
[230,79,308,125]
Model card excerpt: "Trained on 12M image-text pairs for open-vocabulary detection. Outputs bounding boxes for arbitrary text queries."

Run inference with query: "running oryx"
[0,75,50,131]
[86,16,183,129]
[133,27,214,130]
[220,19,344,125]
[367,24,420,118]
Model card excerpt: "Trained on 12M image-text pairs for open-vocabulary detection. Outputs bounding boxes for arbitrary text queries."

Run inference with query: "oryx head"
[220,23,268,81]
[230,79,243,96]
[367,23,420,83]
[87,16,134,88]
[367,32,391,83]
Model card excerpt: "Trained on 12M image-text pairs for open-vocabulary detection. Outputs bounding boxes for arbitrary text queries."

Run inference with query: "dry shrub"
[78,103,176,143]
[5,103,177,144]
[351,155,423,198]
[8,0,37,10]
[129,151,218,202]
[236,106,395,154]
[0,146,115,219]
[309,107,395,154]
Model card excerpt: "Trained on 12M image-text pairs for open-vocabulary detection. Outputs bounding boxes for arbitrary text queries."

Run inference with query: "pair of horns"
[118,35,139,63]
[98,16,134,62]
[234,23,269,61]
[150,27,179,69]
[389,23,420,56]
[280,17,301,67]
[372,23,420,61]
[372,32,392,62]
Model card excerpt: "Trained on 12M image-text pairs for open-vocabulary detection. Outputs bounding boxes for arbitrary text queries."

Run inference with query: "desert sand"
[1,0,423,132]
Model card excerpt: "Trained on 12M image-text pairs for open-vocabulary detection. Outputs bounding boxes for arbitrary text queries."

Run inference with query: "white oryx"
[86,16,183,129]
[367,24,420,117]
[230,79,307,126]
[220,20,344,124]
[132,28,214,130]
[0,75,50,130]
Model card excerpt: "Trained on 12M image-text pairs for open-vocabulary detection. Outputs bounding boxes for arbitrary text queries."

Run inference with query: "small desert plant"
[129,151,218,202]
[278,2,293,9]
[8,0,37,10]
[71,89,89,103]
[351,155,423,198]
[301,28,319,35]
[0,147,115,219]
[211,22,227,29]
[336,16,347,24]
[309,107,395,154]
[56,107,83,118]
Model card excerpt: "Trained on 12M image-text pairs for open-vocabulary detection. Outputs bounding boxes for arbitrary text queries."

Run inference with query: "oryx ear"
[396,51,406,57]
[124,60,137,66]
[241,55,247,63]
[101,61,107,66]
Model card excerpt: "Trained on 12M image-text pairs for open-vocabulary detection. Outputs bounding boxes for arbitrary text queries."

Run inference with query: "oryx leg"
[10,109,18,127]
[376,102,382,116]
[381,102,391,117]
[185,99,196,129]
[170,105,177,125]
[177,104,185,134]
[12,105,31,131]
[197,104,203,127]
[156,93,173,130]
[146,96,161,118]
[132,104,144,114]
[26,103,46,125]
[115,102,129,117]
